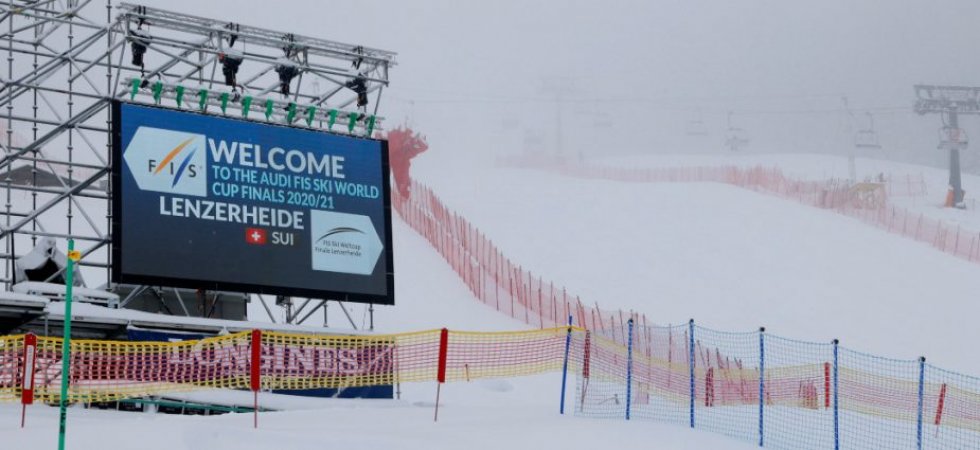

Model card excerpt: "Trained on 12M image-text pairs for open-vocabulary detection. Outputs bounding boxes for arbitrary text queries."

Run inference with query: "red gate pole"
[434,328,449,422]
[251,330,262,429]
[934,383,948,435]
[20,333,37,428]
[824,362,831,409]
[580,331,592,411]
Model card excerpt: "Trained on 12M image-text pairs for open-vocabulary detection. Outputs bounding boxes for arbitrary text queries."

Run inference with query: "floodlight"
[130,30,150,67]
[275,61,299,96]
[219,50,243,88]
[346,71,368,109]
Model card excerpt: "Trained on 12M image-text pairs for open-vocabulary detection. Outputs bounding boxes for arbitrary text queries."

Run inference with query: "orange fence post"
[250,329,261,429]
[434,328,449,422]
[20,333,37,428]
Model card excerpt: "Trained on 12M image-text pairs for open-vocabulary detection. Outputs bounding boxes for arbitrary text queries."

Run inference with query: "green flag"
[264,99,275,120]
[365,115,376,137]
[347,112,359,133]
[242,96,253,117]
[305,106,317,126]
[130,78,140,100]
[175,85,185,108]
[151,81,163,104]
[198,89,209,111]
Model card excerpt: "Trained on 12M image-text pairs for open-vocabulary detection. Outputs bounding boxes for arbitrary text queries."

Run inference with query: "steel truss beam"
[116,3,396,69]
[914,85,980,115]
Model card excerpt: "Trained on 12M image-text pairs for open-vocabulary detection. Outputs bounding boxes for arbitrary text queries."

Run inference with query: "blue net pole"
[626,318,634,421]
[758,327,765,447]
[560,314,573,415]
[917,356,925,450]
[833,339,839,450]
[689,319,696,429]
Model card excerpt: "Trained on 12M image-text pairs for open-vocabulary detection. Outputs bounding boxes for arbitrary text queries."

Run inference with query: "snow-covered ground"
[0,216,753,450]
[5,150,979,449]
[0,377,751,449]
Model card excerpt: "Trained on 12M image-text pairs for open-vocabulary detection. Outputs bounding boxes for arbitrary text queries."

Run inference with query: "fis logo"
[123,127,207,197]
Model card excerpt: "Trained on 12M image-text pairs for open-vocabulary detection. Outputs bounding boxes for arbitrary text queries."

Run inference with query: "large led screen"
[111,101,394,304]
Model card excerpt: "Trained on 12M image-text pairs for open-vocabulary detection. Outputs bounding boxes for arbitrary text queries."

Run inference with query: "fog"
[124,0,979,172]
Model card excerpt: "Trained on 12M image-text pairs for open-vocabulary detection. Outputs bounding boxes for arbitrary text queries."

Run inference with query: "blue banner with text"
[112,102,393,304]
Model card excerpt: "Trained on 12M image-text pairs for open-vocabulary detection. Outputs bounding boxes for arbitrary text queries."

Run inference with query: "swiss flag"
[245,227,267,245]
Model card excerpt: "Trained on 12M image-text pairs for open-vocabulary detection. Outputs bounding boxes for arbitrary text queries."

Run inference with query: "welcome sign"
[111,101,394,304]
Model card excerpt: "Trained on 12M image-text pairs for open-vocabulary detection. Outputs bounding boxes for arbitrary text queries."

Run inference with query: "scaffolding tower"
[0,1,396,327]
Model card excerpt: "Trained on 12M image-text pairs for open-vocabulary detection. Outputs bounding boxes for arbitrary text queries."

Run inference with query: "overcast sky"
[137,0,980,168]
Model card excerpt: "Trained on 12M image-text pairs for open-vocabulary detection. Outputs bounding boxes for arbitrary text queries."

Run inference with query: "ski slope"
[411,151,980,376]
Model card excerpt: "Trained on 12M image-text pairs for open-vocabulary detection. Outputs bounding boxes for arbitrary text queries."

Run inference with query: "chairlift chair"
[854,112,882,149]
[938,126,968,151]
[724,111,749,151]
[725,128,750,151]
[854,130,881,149]
[686,110,709,136]
[686,119,709,136]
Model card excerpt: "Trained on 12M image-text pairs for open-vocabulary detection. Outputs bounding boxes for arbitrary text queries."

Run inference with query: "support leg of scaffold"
[434,383,442,422]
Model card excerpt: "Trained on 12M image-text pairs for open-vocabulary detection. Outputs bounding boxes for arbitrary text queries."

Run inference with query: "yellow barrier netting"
[0,327,586,404]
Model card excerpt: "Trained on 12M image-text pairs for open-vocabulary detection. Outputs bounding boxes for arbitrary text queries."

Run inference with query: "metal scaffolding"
[0,1,395,326]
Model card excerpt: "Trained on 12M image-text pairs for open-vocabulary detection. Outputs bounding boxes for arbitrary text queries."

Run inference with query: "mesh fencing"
[496,156,980,267]
[837,348,920,449]
[0,334,25,402]
[690,326,761,444]
[32,332,254,404]
[392,177,657,348]
[574,330,630,419]
[3,322,980,448]
[572,324,980,450]
[630,323,691,427]
[924,364,980,448]
[0,327,588,404]
[763,335,835,449]
[446,328,570,382]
